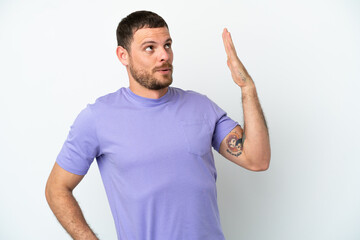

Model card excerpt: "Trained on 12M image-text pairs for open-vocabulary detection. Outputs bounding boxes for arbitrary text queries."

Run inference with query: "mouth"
[156,68,172,74]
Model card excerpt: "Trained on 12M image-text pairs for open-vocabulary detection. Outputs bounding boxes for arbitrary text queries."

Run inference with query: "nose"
[159,47,171,62]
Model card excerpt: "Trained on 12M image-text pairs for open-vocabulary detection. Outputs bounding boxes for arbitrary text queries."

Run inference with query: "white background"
[1,0,359,239]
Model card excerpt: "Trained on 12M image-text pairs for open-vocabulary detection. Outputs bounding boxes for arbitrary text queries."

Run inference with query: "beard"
[128,59,173,90]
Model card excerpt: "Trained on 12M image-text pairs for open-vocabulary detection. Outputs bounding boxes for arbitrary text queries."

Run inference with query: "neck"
[129,80,169,99]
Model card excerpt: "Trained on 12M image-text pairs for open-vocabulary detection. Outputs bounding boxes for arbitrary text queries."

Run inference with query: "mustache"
[153,63,173,72]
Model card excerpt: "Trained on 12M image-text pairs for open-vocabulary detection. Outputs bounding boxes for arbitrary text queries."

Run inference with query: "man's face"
[127,27,173,90]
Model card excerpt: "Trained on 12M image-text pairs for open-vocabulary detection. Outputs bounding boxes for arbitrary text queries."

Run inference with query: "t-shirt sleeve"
[206,96,241,153]
[56,104,100,175]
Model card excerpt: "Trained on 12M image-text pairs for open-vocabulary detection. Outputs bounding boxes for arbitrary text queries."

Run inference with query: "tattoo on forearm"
[225,130,244,157]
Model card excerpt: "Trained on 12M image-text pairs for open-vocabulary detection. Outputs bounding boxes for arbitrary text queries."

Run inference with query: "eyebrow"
[140,38,172,47]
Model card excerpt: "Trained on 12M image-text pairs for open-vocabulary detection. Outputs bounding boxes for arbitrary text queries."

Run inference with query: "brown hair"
[116,10,169,51]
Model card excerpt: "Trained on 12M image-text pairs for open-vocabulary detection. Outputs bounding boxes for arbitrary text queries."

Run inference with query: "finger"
[222,28,231,57]
[225,30,238,59]
[222,28,238,59]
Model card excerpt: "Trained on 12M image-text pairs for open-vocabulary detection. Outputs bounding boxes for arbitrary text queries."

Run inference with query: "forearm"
[241,81,271,170]
[46,189,99,240]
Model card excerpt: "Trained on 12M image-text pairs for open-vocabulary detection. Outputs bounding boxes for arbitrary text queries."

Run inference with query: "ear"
[116,46,130,66]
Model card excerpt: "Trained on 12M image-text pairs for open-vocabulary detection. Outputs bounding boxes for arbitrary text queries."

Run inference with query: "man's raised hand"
[222,28,254,88]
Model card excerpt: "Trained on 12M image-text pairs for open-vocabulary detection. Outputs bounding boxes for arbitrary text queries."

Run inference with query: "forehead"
[132,27,171,45]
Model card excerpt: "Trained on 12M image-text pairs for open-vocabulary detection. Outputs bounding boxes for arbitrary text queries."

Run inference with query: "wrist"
[241,82,258,101]
[240,81,256,92]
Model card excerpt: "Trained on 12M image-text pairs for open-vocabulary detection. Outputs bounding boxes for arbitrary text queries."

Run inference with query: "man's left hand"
[222,28,254,89]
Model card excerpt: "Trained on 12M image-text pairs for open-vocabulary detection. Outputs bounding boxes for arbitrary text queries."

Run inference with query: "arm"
[45,162,99,240]
[219,28,271,171]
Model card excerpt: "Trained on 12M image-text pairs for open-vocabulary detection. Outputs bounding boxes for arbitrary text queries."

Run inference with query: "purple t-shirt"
[56,86,240,240]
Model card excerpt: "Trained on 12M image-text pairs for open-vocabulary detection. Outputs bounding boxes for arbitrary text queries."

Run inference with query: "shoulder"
[94,88,122,105]
[86,88,124,111]
[171,86,210,103]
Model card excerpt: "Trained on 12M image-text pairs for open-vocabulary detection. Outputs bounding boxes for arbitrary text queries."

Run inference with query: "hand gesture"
[222,28,254,88]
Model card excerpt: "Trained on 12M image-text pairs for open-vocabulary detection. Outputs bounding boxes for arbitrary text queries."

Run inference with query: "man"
[45,10,270,240]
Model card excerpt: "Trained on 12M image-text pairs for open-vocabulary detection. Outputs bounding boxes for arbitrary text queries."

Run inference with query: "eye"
[145,46,153,52]
[165,43,171,49]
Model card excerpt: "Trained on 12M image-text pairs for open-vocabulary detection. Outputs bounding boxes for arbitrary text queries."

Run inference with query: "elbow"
[45,180,52,204]
[251,163,269,172]
[243,144,271,172]
[248,155,270,172]
[45,178,58,205]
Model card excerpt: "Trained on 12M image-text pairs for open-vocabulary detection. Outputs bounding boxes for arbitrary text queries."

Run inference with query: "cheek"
[134,56,153,69]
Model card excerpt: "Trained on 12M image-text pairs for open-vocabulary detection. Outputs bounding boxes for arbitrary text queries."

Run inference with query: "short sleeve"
[206,97,240,153]
[56,104,100,175]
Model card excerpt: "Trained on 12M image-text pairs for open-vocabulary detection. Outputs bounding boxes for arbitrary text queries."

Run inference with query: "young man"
[45,10,270,240]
